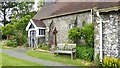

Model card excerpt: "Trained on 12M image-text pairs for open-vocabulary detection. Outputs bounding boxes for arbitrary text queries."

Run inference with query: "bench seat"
[54,50,75,54]
[53,43,76,59]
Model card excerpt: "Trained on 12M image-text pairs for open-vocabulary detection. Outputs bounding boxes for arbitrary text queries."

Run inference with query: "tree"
[11,12,35,45]
[37,0,45,10]
[11,2,35,19]
[0,2,35,25]
[0,2,17,25]
[0,2,36,40]
[0,1,44,45]
[1,23,14,39]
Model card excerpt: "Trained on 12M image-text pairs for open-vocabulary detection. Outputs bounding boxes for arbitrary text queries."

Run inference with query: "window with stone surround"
[82,21,87,27]
[69,24,74,29]
[69,17,78,29]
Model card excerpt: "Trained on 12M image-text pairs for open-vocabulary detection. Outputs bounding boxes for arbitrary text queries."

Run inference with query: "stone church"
[26,0,120,62]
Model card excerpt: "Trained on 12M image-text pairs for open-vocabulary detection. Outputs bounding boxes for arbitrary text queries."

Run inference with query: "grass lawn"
[0,40,4,48]
[27,50,92,66]
[0,52,1,68]
[0,53,44,67]
[0,45,2,48]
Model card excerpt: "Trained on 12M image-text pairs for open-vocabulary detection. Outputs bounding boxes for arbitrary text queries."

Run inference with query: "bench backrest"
[57,44,76,51]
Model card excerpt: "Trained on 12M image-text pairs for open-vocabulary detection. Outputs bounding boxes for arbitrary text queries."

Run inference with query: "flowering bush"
[103,57,120,68]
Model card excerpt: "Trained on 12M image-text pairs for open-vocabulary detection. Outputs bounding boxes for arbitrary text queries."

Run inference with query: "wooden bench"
[53,44,76,59]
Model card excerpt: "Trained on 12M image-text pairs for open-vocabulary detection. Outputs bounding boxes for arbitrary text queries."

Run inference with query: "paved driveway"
[0,47,72,66]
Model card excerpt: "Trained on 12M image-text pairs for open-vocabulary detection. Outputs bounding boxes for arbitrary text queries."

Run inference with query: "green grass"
[0,45,2,48]
[0,40,4,48]
[27,50,92,66]
[0,53,44,67]
[0,52,2,67]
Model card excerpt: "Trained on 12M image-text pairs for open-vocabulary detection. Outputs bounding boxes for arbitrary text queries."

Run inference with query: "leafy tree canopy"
[0,1,45,25]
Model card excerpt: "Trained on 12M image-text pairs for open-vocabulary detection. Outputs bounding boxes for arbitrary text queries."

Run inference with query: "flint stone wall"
[43,12,92,43]
[94,11,120,59]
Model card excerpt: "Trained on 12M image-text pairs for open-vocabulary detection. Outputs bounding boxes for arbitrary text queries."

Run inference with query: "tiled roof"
[32,19,46,28]
[33,2,119,20]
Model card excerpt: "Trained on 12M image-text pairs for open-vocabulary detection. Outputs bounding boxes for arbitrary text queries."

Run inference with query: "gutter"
[94,7,103,63]
[100,18,103,63]
[99,6,120,12]
[96,9,103,63]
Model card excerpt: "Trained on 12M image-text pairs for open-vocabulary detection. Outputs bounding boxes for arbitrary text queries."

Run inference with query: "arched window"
[69,16,78,29]
[82,21,87,27]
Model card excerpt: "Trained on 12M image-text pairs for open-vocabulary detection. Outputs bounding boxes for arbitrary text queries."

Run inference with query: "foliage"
[6,40,17,47]
[1,23,14,39]
[68,27,82,43]
[0,1,45,25]
[103,57,120,68]
[37,0,45,10]
[0,2,18,25]
[0,2,35,25]
[82,23,94,47]
[95,54,101,66]
[1,13,35,46]
[11,15,33,46]
[0,40,8,47]
[68,23,94,47]
[0,1,45,47]
[12,2,34,17]
[76,45,94,61]
[68,23,94,61]
[38,43,49,50]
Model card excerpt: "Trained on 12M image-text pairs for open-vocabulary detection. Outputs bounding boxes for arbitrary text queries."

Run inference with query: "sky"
[34,0,39,11]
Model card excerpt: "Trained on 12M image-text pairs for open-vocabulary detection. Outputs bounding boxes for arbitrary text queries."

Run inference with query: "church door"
[30,30,36,47]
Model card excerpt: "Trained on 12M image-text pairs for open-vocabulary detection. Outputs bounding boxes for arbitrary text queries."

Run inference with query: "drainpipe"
[96,11,103,63]
[100,18,103,63]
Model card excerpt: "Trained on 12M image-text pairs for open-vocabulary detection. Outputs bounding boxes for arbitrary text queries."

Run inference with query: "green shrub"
[6,40,17,47]
[68,23,94,47]
[38,43,49,50]
[95,54,100,66]
[68,27,82,43]
[10,34,27,46]
[82,23,94,47]
[23,42,28,47]
[103,57,120,68]
[38,44,42,48]
[76,45,94,61]
[42,45,49,50]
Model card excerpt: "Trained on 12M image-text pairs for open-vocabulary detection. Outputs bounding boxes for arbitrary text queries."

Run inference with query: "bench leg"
[71,53,73,60]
